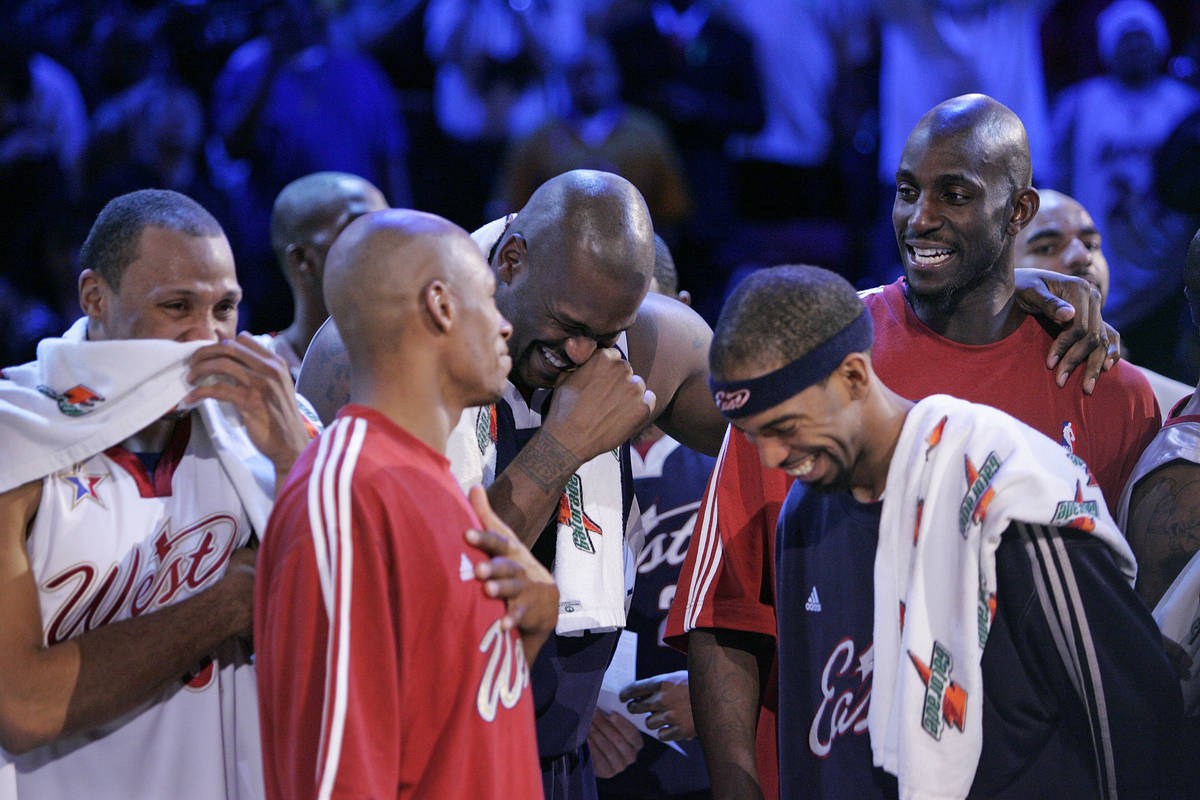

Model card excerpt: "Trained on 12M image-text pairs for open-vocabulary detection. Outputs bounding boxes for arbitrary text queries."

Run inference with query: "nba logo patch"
[1060,421,1076,454]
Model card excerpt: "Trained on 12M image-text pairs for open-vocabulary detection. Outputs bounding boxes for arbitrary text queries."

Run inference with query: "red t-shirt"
[256,404,542,800]
[667,277,1161,644]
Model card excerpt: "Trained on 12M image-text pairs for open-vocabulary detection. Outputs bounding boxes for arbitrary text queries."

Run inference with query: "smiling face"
[732,371,864,493]
[496,239,646,395]
[448,238,514,406]
[82,225,241,342]
[893,125,1021,302]
[1016,190,1110,305]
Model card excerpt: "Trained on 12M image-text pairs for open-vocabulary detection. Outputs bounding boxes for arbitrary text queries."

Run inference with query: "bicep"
[1125,460,1200,607]
[0,481,51,652]
[296,318,352,426]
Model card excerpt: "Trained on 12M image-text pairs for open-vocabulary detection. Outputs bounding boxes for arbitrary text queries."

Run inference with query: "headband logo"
[713,389,750,412]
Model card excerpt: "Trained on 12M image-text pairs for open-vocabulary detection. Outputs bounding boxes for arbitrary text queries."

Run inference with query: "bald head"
[910,94,1033,193]
[325,209,476,366]
[270,172,388,284]
[512,169,654,291]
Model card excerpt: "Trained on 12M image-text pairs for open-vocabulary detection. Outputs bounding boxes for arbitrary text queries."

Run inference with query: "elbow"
[0,721,55,756]
[0,700,63,755]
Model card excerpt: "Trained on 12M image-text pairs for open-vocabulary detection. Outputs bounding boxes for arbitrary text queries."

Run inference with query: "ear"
[78,269,108,321]
[676,289,692,307]
[285,244,318,283]
[1006,187,1040,236]
[423,278,454,333]
[839,352,872,401]
[495,233,528,287]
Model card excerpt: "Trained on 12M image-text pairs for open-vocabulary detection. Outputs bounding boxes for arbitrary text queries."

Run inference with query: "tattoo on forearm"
[515,430,578,493]
[1129,471,1200,605]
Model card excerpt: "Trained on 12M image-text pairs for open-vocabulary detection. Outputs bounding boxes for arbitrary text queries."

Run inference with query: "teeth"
[909,246,953,267]
[786,453,816,478]
[542,346,568,369]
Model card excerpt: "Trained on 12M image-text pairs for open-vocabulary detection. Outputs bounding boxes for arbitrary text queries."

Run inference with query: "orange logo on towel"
[38,383,105,416]
[558,475,603,553]
[910,642,967,740]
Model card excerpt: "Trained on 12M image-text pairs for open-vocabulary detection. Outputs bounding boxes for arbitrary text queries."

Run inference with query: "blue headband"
[709,309,874,419]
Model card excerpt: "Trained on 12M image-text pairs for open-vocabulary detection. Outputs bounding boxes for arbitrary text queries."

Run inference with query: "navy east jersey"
[598,436,713,798]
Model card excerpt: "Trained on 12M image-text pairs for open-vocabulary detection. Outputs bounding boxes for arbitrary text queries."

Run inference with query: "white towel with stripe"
[0,318,277,534]
[871,394,1134,800]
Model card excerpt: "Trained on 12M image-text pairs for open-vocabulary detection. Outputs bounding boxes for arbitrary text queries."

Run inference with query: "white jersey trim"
[685,427,731,631]
[307,417,368,800]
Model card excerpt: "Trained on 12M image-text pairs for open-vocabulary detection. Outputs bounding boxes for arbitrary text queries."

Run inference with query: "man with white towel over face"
[709,263,1182,800]
[0,188,313,798]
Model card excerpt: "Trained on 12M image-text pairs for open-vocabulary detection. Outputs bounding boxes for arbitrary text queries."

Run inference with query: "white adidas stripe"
[685,427,731,631]
[306,417,368,800]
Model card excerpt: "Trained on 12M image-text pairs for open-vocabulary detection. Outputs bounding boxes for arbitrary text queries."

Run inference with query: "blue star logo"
[60,467,108,509]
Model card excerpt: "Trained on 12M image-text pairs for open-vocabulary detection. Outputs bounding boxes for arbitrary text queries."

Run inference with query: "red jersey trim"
[103,416,192,498]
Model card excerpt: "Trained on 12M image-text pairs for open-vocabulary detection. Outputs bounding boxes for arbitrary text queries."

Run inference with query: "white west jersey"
[1,413,263,799]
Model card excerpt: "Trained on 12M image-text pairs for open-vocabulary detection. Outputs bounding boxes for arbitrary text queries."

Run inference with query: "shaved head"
[909,94,1033,193]
[325,210,476,368]
[270,172,387,275]
[510,169,654,292]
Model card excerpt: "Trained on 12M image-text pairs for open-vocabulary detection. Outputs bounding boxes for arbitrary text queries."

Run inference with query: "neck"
[350,368,460,456]
[849,385,913,503]
[281,295,328,359]
[121,415,180,453]
[904,267,1023,345]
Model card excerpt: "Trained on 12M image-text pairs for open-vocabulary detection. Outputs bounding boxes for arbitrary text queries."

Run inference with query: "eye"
[942,190,969,204]
[896,185,918,202]
[1031,244,1057,256]
[1084,240,1101,252]
[161,300,188,313]
[215,300,238,317]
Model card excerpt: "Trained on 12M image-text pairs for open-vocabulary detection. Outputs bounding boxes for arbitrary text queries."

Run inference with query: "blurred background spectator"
[1,0,1199,387]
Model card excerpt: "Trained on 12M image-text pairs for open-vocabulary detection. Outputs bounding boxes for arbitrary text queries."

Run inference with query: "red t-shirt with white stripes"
[256,405,542,800]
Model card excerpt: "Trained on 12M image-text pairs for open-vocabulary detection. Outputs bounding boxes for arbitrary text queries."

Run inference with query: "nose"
[1061,237,1092,272]
[563,336,598,366]
[907,192,940,235]
[498,312,513,341]
[177,313,223,343]
[752,435,790,471]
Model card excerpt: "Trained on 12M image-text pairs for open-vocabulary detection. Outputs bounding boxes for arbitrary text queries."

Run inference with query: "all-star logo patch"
[558,474,602,553]
[59,466,108,508]
[958,451,1001,535]
[1050,480,1099,531]
[909,641,967,740]
[38,384,105,416]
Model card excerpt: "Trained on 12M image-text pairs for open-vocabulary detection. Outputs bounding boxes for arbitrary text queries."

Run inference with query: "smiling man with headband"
[709,263,1181,800]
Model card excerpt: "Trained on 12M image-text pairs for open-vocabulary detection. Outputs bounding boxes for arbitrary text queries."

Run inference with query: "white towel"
[1151,553,1200,716]
[446,381,639,635]
[0,318,276,534]
[870,394,1134,800]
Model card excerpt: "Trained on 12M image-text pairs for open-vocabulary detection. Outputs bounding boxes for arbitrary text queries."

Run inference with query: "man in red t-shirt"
[256,209,558,799]
[668,94,1161,797]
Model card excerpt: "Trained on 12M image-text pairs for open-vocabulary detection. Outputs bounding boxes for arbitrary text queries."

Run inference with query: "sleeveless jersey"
[7,413,261,799]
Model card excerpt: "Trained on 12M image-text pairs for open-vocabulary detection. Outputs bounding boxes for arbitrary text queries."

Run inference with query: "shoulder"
[626,292,711,372]
[1091,359,1158,410]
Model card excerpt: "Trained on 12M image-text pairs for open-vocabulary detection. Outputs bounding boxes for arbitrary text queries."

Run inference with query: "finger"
[608,713,644,752]
[619,677,663,703]
[1102,322,1121,371]
[1079,293,1106,395]
[625,693,665,715]
[657,723,684,742]
[645,711,671,730]
[482,576,526,600]
[474,556,520,580]
[465,527,512,558]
